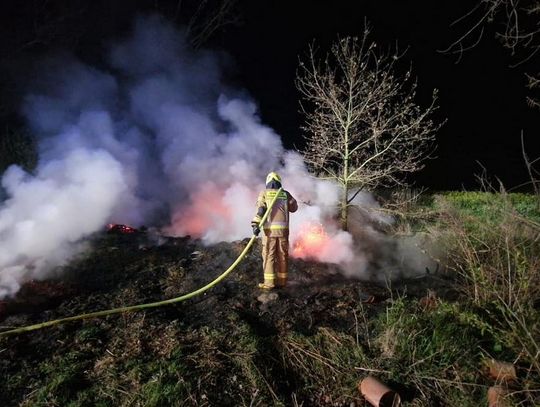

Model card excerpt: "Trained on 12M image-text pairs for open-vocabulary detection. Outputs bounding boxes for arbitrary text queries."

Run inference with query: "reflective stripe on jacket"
[252,189,298,238]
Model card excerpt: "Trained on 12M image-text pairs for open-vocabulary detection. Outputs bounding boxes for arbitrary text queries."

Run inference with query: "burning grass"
[292,222,329,258]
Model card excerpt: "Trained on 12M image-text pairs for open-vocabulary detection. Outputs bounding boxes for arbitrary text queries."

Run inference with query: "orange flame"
[169,184,231,237]
[292,222,329,259]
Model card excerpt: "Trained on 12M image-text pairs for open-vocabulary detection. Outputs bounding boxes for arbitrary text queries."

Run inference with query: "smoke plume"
[0,15,433,298]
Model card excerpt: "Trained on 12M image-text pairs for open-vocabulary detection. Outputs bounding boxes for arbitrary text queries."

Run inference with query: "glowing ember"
[292,222,330,258]
[107,224,138,234]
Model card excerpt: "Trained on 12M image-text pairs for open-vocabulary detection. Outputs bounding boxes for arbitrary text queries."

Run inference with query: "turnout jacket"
[252,189,298,237]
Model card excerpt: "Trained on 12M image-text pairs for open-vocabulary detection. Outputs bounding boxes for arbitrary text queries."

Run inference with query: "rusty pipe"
[485,359,517,383]
[487,386,511,407]
[358,376,401,407]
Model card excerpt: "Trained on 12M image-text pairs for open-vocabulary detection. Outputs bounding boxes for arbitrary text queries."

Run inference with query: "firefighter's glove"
[252,224,260,236]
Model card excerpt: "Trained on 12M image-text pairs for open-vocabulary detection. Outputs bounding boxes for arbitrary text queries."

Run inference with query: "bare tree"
[296,27,442,230]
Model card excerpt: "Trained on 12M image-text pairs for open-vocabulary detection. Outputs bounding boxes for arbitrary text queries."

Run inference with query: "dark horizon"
[1,0,539,191]
[219,1,540,191]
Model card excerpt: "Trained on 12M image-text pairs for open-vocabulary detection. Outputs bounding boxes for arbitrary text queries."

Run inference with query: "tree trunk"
[341,161,349,231]
[340,187,348,231]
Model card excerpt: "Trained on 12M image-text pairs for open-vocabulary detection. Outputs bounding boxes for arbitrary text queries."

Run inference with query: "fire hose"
[0,188,283,337]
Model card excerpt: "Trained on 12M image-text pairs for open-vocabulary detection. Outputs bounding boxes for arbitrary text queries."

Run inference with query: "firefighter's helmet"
[266,172,282,185]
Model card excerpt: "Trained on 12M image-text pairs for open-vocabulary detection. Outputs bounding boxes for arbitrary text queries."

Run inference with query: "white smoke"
[344,191,437,282]
[0,149,127,297]
[0,15,433,298]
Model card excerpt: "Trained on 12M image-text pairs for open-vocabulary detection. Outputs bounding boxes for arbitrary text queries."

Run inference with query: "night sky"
[1,0,539,190]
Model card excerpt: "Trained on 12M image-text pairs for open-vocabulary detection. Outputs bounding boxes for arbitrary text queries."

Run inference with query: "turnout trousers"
[261,235,289,288]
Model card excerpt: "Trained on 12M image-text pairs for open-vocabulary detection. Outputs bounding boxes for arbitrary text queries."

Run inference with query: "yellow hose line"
[0,188,283,337]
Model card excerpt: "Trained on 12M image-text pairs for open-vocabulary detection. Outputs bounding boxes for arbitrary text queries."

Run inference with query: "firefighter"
[251,172,298,289]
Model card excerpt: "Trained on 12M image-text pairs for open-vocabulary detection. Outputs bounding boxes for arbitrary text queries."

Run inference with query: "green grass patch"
[373,298,499,406]
[439,191,540,223]
[32,351,93,405]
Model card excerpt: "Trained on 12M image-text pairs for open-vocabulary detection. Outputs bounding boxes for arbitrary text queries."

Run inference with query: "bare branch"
[174,0,240,49]
[521,130,540,203]
[444,1,540,104]
[439,3,499,55]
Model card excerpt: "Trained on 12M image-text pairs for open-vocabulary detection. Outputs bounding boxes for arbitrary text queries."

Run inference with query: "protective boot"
[258,271,275,289]
[276,272,287,288]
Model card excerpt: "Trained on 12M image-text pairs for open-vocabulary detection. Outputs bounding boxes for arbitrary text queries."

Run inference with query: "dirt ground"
[0,231,453,406]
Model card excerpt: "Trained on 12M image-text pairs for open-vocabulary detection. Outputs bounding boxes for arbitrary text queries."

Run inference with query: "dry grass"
[440,194,540,379]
